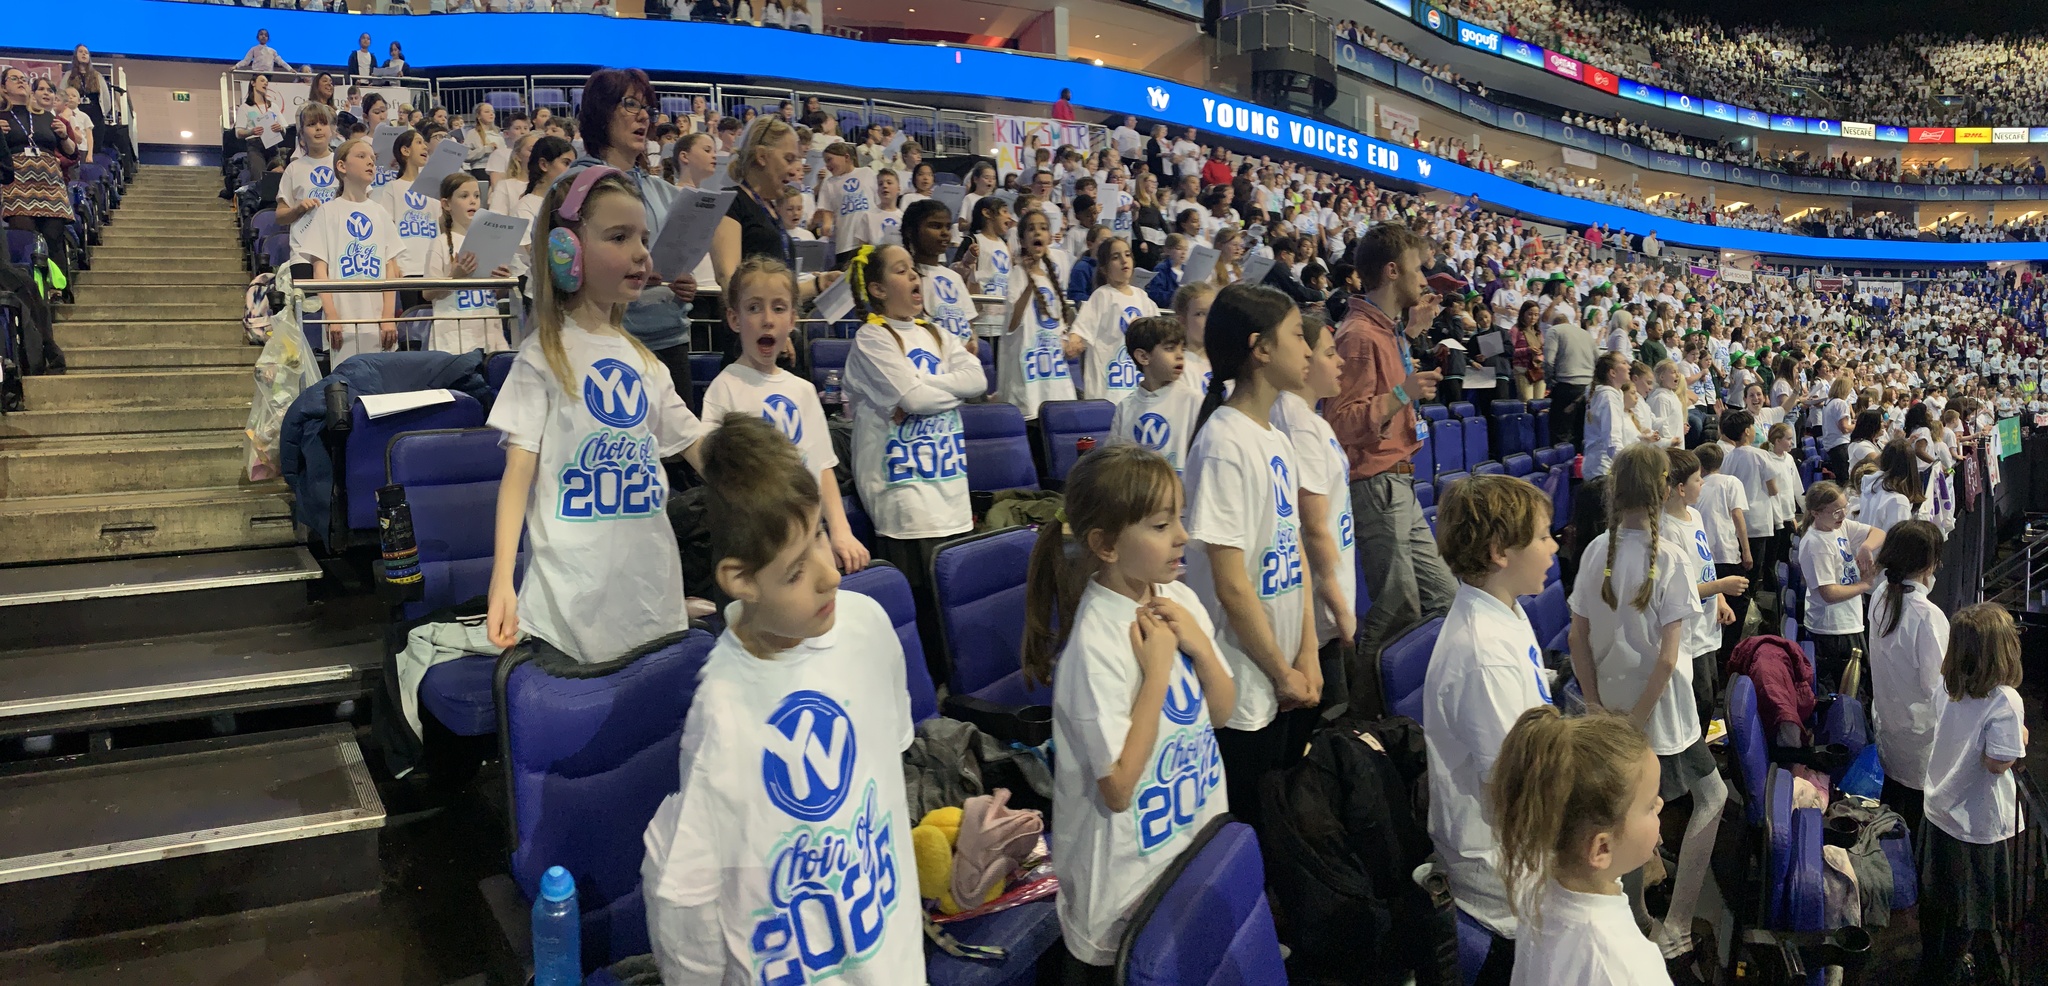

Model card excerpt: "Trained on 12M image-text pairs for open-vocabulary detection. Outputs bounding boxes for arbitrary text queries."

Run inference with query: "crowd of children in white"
[243,53,2044,982]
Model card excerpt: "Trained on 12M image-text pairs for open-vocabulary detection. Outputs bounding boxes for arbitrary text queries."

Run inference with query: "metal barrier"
[527,74,587,121]
[798,90,869,143]
[716,84,796,125]
[651,80,715,125]
[435,75,531,121]
[293,276,528,358]
[936,108,990,157]
[868,97,939,153]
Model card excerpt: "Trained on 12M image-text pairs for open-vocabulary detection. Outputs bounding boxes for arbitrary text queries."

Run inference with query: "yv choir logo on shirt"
[1527,644,1554,703]
[1106,306,1144,392]
[838,175,869,214]
[1135,412,1172,452]
[1329,438,1354,549]
[559,360,664,520]
[930,276,972,342]
[1023,290,1071,384]
[1136,658,1223,854]
[885,348,967,486]
[755,692,901,983]
[339,212,384,278]
[1836,535,1858,584]
[398,192,439,238]
[764,393,805,444]
[1259,525,1304,599]
[309,165,337,195]
[1268,456,1295,519]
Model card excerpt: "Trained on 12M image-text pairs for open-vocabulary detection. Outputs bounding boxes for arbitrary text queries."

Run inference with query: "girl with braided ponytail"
[1867,519,1946,833]
[1491,707,1672,984]
[841,243,986,641]
[1568,442,1715,960]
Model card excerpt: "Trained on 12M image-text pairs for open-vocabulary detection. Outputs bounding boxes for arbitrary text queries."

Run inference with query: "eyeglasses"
[619,97,649,116]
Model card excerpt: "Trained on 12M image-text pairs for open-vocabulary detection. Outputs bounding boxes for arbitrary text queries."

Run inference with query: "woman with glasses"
[1,69,76,366]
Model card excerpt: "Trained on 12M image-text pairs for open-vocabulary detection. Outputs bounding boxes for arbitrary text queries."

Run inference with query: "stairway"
[0,165,295,566]
[0,166,386,953]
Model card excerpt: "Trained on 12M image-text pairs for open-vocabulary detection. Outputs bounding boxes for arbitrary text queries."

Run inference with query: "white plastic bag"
[244,278,320,481]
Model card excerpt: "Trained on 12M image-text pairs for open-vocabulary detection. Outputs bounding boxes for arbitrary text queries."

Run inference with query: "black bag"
[1259,714,1454,986]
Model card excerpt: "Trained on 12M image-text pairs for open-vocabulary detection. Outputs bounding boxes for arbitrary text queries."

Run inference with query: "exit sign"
[171,91,190,102]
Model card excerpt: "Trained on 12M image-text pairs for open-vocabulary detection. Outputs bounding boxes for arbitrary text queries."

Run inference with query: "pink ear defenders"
[547,165,624,295]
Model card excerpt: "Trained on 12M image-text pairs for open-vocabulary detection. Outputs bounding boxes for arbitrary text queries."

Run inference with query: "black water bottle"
[376,484,424,602]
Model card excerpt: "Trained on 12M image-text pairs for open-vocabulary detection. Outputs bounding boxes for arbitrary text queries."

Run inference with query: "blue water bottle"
[532,865,582,986]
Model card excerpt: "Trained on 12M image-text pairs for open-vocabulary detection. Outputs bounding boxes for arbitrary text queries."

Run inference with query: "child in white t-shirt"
[1664,448,1743,731]
[1494,708,1674,986]
[371,130,442,291]
[304,137,403,368]
[996,208,1081,420]
[702,256,869,573]
[966,197,1015,308]
[858,168,905,248]
[1174,282,1217,398]
[842,244,986,622]
[1024,444,1236,973]
[1073,237,1160,404]
[1918,603,2028,981]
[1794,481,1885,695]
[1272,314,1356,704]
[1567,442,1708,958]
[1109,316,1200,473]
[420,173,512,354]
[814,140,876,261]
[904,199,978,349]
[485,166,707,664]
[1692,443,1751,662]
[1423,474,1558,955]
[1182,282,1317,831]
[1867,520,1947,835]
[641,414,924,986]
[277,102,338,263]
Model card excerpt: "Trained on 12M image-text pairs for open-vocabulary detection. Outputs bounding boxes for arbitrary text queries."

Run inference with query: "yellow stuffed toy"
[910,806,1000,914]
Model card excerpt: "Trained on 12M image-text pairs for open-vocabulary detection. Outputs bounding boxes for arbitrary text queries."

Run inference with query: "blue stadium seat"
[842,493,874,548]
[498,630,718,973]
[1473,461,1504,476]
[343,392,486,534]
[1448,401,1475,420]
[1431,419,1465,474]
[1422,505,1438,533]
[1421,404,1450,422]
[1524,581,1567,653]
[1728,675,1769,824]
[686,352,721,415]
[932,527,1051,710]
[1379,616,1444,721]
[1457,909,1494,986]
[1413,481,1434,509]
[483,90,526,115]
[1489,399,1524,420]
[1539,465,1570,534]
[1499,412,1535,457]
[958,402,1040,494]
[1528,399,1551,447]
[978,334,996,395]
[1413,431,1435,480]
[1035,399,1115,487]
[1116,818,1286,986]
[808,338,852,390]
[840,562,938,724]
[1435,470,1469,490]
[1502,452,1534,477]
[531,87,572,114]
[486,351,515,393]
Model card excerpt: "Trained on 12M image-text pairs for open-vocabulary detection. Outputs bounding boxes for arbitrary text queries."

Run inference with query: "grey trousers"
[1351,470,1457,712]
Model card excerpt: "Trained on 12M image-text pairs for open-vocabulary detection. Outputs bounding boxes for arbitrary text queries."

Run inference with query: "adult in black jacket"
[1261,234,1319,306]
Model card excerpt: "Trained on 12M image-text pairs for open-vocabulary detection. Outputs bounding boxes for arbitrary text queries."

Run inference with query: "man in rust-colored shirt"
[1326,223,1456,701]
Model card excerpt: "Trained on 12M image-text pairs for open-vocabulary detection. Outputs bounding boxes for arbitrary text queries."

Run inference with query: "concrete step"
[0,433,250,497]
[49,320,246,349]
[0,401,252,439]
[59,283,240,306]
[105,214,237,230]
[64,344,258,369]
[63,301,247,322]
[90,245,244,263]
[0,616,376,737]
[98,229,240,247]
[0,725,383,950]
[0,485,296,564]
[84,258,247,277]
[24,368,250,410]
[74,268,250,288]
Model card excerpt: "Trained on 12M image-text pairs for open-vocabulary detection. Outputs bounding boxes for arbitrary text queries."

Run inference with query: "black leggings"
[8,215,69,281]
[1215,718,1293,832]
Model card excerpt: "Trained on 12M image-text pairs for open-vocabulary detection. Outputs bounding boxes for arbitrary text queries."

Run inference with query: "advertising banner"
[991,115,1093,177]
[1378,103,1419,135]
[1770,115,1807,133]
[1560,147,1598,169]
[1544,118,1601,151]
[1499,107,1546,138]
[1877,126,1910,142]
[1719,266,1754,284]
[1995,127,2029,144]
[1584,67,1620,94]
[1459,92,1498,126]
[1414,2,1457,39]
[1618,78,1666,107]
[1909,128,1953,143]
[1808,120,1841,137]
[1333,36,1399,84]
[1663,91,1704,115]
[1703,100,1740,124]
[1371,0,1413,15]
[1841,121,1876,140]
[1455,20,1501,54]
[1957,127,1994,143]
[1541,50,1581,81]
[1738,107,1770,129]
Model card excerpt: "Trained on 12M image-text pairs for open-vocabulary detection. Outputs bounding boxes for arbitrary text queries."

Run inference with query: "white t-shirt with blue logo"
[1108,380,1200,473]
[486,317,704,663]
[1183,405,1306,732]
[1271,391,1355,645]
[844,317,986,540]
[1073,284,1158,404]
[302,197,403,367]
[972,233,1012,322]
[701,362,838,477]
[1669,506,1722,660]
[1569,528,1703,755]
[281,152,339,262]
[858,207,904,249]
[919,264,980,347]
[373,182,443,287]
[998,269,1078,420]
[1052,578,1230,964]
[1423,583,1552,939]
[422,230,509,354]
[818,166,877,255]
[1798,520,1875,635]
[641,593,924,985]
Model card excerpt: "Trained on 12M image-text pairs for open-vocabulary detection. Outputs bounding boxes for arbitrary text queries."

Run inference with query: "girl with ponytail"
[1492,707,1671,984]
[1181,282,1315,831]
[1868,519,1946,832]
[1567,441,1716,959]
[1023,444,1235,972]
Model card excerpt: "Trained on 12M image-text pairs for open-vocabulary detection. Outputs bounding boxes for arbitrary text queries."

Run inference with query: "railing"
[293,276,528,355]
[433,75,529,120]
[1217,1,1335,61]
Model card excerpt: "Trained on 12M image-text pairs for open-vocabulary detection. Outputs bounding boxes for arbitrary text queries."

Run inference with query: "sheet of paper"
[884,129,906,158]
[1475,330,1505,360]
[259,113,285,149]
[649,188,736,280]
[459,211,529,278]
[1181,244,1219,286]
[812,274,855,323]
[1139,226,1165,246]
[1462,368,1497,389]
[934,183,966,216]
[1436,338,1467,352]
[409,138,470,200]
[359,389,455,419]
[1130,268,1155,288]
[793,239,834,275]
[372,122,412,166]
[1239,254,1275,285]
